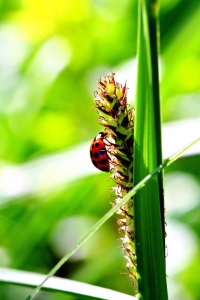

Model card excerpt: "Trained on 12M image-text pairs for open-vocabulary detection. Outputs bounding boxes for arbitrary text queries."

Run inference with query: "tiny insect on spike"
[90,132,110,172]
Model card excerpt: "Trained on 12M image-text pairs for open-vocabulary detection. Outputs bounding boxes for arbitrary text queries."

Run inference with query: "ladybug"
[90,132,110,172]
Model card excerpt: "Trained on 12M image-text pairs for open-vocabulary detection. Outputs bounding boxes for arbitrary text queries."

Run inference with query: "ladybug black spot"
[93,152,99,159]
[90,150,93,158]
[95,142,99,148]
[100,166,109,172]
[100,158,107,164]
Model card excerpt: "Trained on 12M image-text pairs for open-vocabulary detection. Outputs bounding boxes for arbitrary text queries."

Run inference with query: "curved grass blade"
[0,268,136,300]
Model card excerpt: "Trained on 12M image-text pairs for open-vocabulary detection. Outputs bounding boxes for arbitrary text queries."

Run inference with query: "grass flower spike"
[90,72,136,283]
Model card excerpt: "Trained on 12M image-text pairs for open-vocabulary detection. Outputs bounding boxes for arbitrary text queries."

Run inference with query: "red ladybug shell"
[90,133,110,172]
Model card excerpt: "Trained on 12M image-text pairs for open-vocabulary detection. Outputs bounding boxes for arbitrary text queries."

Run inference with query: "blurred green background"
[0,0,199,299]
